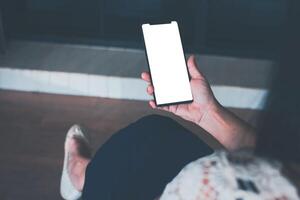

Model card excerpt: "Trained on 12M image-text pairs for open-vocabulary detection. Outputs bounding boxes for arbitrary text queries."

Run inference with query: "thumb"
[187,55,204,79]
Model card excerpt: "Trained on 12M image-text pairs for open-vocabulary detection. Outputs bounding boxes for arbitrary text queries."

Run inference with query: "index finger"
[141,72,151,82]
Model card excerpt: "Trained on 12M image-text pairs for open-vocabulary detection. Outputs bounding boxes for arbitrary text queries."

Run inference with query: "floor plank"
[0,90,260,199]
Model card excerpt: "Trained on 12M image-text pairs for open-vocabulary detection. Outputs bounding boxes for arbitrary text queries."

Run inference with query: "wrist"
[197,99,222,128]
[196,99,232,149]
[197,99,256,151]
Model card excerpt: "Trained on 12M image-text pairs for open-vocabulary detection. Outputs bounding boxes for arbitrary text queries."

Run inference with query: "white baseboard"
[0,67,267,110]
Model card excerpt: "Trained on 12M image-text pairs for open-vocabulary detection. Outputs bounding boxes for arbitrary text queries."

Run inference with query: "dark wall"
[2,0,288,58]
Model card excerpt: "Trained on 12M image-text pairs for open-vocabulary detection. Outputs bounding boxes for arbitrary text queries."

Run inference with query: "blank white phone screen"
[142,21,193,106]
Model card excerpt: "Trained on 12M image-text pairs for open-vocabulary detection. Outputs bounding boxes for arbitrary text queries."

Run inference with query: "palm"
[141,55,216,124]
[163,74,214,124]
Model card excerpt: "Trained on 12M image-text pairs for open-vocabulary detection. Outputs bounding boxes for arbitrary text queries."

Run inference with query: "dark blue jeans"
[82,114,213,200]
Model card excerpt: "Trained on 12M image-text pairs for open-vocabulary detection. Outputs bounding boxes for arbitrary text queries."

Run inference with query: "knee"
[138,114,172,124]
[109,114,176,142]
[133,114,179,136]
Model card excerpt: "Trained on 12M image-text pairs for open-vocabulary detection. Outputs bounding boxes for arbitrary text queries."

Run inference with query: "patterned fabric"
[160,151,299,200]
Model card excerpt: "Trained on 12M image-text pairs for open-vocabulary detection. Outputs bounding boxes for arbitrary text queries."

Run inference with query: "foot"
[65,136,91,191]
[64,125,92,192]
[61,125,92,200]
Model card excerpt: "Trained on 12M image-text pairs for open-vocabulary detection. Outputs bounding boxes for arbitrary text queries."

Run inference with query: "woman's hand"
[142,55,256,150]
[141,55,218,126]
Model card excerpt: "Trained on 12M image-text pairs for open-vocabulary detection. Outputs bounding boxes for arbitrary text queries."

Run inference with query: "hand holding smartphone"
[142,21,193,106]
[141,22,240,150]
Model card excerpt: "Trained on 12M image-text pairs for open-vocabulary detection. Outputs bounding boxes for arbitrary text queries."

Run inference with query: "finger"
[149,100,170,112]
[149,100,156,108]
[160,105,170,112]
[173,104,190,118]
[187,55,204,79]
[141,72,151,82]
[147,85,154,95]
[169,105,178,113]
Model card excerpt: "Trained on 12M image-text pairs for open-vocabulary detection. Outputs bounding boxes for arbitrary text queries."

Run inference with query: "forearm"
[198,102,256,151]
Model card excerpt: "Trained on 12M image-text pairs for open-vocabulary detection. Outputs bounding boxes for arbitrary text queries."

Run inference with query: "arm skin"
[141,55,256,151]
[198,101,256,151]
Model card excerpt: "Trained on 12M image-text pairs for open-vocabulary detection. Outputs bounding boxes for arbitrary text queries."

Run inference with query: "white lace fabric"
[160,151,299,200]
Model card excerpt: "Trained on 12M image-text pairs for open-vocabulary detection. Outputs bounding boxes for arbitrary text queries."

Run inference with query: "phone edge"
[140,21,194,107]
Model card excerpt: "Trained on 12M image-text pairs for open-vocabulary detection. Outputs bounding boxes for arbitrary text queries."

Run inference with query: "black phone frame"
[141,21,193,107]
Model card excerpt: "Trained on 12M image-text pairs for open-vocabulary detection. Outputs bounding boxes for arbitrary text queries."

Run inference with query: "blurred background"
[0,0,288,199]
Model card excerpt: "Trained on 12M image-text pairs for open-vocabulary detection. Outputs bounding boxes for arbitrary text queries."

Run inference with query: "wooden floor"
[0,90,260,199]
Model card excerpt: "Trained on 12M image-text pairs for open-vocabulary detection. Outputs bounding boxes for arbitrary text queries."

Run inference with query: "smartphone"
[142,21,193,106]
